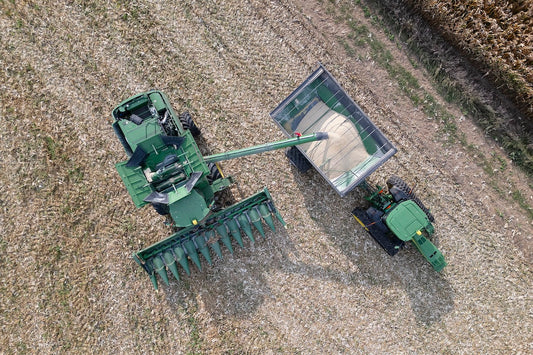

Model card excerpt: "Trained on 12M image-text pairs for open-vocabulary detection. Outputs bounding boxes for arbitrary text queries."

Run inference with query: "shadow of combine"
[159,213,300,317]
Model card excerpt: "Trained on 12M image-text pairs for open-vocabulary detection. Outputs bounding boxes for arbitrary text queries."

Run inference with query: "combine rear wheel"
[179,111,201,137]
[387,175,434,222]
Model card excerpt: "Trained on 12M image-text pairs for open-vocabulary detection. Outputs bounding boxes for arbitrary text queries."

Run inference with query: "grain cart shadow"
[291,166,455,326]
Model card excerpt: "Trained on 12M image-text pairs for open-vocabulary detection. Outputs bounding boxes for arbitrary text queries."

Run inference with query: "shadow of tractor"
[292,166,455,326]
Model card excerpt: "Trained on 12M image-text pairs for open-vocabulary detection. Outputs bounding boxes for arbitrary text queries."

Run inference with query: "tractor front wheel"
[387,175,435,222]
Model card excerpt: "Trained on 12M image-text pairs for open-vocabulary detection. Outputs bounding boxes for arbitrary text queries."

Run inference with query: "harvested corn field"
[0,0,532,354]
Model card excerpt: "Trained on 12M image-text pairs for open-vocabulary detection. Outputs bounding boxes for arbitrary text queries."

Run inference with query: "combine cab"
[111,90,327,289]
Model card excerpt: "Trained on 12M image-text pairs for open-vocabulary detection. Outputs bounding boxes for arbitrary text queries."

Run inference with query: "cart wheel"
[207,162,222,183]
[286,146,312,173]
[179,111,201,137]
[387,175,435,222]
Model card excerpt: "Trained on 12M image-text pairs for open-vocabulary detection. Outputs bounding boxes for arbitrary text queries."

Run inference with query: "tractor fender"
[389,186,409,203]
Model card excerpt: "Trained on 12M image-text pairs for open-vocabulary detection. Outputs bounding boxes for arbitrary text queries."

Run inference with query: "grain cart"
[112,90,327,289]
[270,64,446,271]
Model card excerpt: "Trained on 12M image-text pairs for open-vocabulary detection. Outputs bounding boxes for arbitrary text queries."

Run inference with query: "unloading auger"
[111,90,327,289]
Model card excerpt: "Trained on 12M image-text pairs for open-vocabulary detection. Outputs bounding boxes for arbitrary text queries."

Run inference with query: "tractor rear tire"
[387,175,435,222]
[179,111,201,137]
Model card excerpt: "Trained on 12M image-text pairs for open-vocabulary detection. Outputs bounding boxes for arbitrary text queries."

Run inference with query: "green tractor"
[352,177,446,272]
[111,89,327,289]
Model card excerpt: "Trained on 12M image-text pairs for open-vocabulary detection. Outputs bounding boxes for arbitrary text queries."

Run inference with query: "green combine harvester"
[111,89,327,289]
[111,64,445,289]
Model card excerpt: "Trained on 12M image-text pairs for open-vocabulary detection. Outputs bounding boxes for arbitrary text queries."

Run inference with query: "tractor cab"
[384,200,434,242]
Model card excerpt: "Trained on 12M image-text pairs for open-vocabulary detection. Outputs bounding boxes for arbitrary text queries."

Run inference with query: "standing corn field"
[405,0,533,119]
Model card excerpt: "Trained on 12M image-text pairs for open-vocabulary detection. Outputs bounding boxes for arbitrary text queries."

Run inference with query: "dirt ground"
[0,0,531,353]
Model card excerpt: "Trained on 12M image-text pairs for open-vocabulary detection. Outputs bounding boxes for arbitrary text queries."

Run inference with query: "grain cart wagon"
[111,90,327,289]
[270,64,446,271]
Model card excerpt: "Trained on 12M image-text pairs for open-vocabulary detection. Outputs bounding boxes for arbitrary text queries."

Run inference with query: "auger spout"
[203,132,328,164]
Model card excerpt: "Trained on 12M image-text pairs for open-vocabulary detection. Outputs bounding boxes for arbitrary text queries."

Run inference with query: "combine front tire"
[152,203,169,215]
[207,162,222,183]
[387,175,434,222]
[179,111,201,137]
